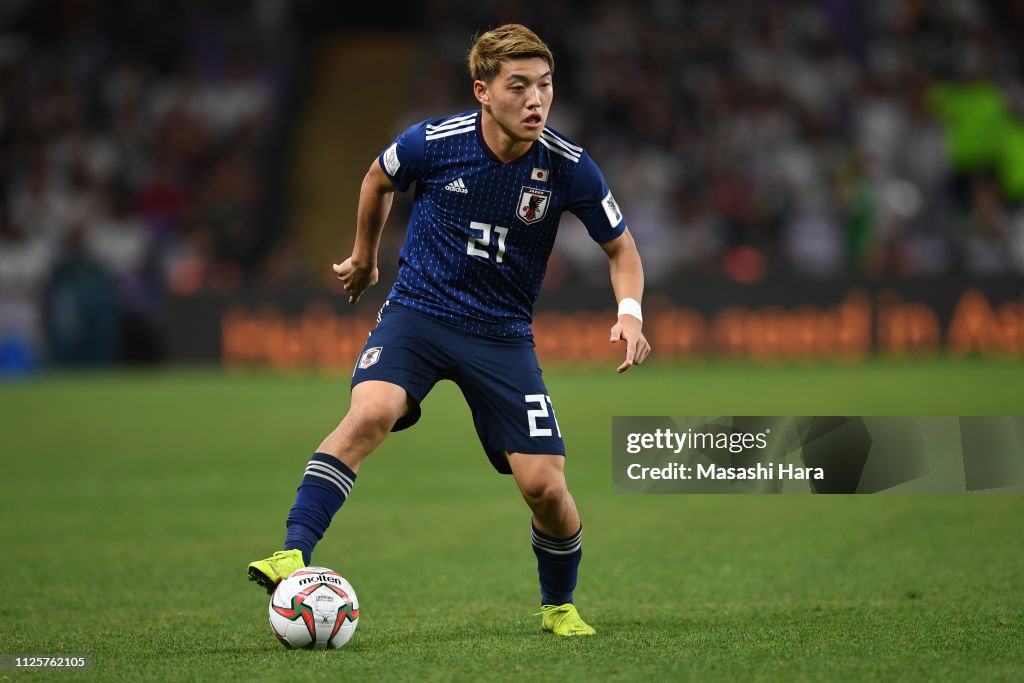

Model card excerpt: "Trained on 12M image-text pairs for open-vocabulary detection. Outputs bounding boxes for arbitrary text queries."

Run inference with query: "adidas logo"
[444,178,469,194]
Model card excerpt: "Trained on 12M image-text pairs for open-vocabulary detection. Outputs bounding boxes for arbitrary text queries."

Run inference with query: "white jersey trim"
[539,136,581,163]
[425,125,475,141]
[426,112,477,134]
[541,129,583,154]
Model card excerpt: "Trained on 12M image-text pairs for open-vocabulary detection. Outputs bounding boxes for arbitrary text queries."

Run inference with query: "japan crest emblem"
[358,346,382,369]
[517,187,551,225]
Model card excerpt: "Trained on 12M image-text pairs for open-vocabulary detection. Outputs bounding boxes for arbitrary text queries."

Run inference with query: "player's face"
[477,58,553,143]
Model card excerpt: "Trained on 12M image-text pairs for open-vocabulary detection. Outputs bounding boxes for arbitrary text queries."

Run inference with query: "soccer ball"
[268,566,360,649]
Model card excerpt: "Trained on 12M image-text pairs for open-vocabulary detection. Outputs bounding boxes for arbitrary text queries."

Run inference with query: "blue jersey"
[377,110,626,338]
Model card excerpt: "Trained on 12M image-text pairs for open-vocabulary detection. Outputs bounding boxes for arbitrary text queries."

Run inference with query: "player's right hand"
[332,258,379,304]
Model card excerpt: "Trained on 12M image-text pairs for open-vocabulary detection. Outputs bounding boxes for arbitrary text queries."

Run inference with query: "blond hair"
[467,24,554,83]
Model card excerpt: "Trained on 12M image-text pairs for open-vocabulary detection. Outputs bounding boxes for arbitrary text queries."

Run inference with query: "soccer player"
[248,24,650,637]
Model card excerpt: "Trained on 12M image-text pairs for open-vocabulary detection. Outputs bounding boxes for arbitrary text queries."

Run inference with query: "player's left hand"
[610,315,651,373]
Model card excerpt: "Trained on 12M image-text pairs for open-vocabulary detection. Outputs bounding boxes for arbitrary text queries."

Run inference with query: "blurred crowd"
[408,0,1024,285]
[0,0,295,367]
[2,0,1024,370]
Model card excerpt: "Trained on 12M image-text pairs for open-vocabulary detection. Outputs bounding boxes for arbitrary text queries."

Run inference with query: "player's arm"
[600,227,651,373]
[332,160,396,304]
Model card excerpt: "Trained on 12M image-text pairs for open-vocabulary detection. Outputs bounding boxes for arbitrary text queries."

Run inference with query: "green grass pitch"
[1,359,1022,681]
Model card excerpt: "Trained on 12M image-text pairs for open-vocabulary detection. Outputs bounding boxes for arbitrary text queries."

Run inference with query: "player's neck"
[480,111,533,163]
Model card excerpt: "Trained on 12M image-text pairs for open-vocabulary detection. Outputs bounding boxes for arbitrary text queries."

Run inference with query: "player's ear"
[473,79,489,106]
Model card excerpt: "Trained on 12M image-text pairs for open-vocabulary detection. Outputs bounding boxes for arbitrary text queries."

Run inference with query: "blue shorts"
[351,302,565,474]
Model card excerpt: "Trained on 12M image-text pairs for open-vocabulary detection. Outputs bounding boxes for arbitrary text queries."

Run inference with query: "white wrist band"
[617,297,643,322]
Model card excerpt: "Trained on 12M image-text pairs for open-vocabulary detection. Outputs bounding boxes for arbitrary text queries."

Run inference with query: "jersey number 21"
[467,221,508,263]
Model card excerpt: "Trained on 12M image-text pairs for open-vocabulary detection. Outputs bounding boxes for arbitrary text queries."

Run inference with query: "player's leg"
[506,451,579,537]
[249,302,442,594]
[506,451,595,636]
[450,332,595,635]
[247,380,410,593]
[315,380,412,474]
[282,380,411,561]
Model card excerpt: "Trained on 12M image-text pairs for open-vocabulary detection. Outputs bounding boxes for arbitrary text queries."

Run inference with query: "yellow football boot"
[538,603,597,636]
[247,549,305,595]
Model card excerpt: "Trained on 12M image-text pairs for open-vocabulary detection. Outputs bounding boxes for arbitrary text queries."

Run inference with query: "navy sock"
[284,453,357,565]
[532,524,582,605]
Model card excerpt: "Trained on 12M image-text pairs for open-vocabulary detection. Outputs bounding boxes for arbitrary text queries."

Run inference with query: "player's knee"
[344,400,401,440]
[518,475,567,512]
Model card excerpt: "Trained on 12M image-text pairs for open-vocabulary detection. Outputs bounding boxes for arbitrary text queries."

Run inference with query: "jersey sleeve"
[566,151,627,243]
[377,120,429,192]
